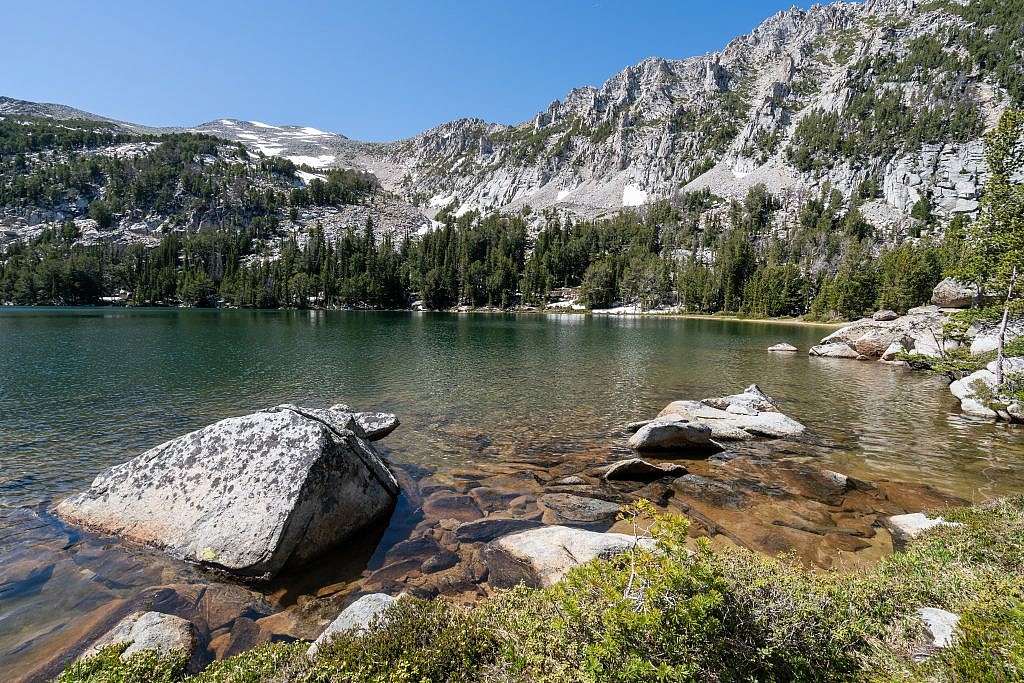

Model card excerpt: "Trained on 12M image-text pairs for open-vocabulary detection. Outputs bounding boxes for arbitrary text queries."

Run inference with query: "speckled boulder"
[56,405,399,580]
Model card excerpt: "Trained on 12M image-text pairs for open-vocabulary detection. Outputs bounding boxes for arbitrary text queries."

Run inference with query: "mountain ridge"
[2,0,1020,234]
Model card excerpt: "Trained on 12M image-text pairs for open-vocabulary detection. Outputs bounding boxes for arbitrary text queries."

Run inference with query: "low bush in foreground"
[58,498,1024,683]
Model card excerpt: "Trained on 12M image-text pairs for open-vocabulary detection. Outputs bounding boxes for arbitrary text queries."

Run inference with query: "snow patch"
[556,189,571,201]
[249,121,280,129]
[219,119,237,126]
[299,126,329,136]
[622,185,648,207]
[296,170,325,184]
[286,154,336,168]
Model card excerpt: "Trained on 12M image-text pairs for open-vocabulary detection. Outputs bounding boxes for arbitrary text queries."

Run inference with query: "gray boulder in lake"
[56,404,400,580]
[654,384,806,441]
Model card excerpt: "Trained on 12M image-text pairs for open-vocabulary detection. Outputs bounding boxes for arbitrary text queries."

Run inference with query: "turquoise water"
[1,308,1023,678]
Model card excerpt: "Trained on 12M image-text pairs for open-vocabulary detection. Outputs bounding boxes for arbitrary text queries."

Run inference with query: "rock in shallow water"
[767,343,798,353]
[602,458,688,482]
[626,418,721,453]
[655,385,806,441]
[56,405,399,580]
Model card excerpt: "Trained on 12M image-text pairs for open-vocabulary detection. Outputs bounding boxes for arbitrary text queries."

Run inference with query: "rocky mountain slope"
[2,0,1020,243]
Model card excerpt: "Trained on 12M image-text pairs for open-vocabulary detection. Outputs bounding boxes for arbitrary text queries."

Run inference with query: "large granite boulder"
[81,611,196,662]
[931,277,977,309]
[483,525,654,588]
[56,405,400,580]
[655,385,806,441]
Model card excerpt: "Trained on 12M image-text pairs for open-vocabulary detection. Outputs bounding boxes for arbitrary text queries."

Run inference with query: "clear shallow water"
[1,308,1023,677]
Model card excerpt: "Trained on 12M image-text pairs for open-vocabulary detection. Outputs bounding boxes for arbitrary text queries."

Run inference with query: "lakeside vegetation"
[59,497,1024,682]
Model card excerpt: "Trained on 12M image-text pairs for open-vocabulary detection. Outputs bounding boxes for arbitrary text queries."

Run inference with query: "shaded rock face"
[656,385,806,440]
[82,611,196,662]
[931,277,977,309]
[307,593,397,658]
[55,405,400,580]
[483,526,653,588]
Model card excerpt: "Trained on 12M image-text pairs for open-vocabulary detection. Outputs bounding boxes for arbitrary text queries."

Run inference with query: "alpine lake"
[2,308,1022,680]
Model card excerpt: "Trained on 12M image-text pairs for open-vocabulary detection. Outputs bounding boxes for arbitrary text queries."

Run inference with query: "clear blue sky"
[2,1,820,141]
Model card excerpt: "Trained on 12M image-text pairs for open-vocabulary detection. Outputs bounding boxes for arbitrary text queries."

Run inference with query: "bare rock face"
[483,525,654,588]
[931,278,977,309]
[81,611,196,662]
[55,405,400,580]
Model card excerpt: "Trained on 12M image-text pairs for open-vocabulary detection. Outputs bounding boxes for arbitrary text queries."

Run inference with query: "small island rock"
[655,385,806,440]
[767,343,798,353]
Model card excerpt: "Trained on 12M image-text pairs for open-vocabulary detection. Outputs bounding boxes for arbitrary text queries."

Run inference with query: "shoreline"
[1,302,850,329]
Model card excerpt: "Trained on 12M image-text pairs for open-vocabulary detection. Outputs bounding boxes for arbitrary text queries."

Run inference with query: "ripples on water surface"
[1,308,1022,677]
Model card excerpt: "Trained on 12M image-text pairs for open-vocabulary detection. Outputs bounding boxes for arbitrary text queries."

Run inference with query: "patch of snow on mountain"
[557,189,571,201]
[249,121,280,129]
[299,126,330,136]
[622,185,648,207]
[287,154,336,168]
[296,170,325,185]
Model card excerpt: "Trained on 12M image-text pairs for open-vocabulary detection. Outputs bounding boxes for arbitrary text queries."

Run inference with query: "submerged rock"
[626,418,721,453]
[307,593,398,658]
[656,385,806,440]
[82,611,196,662]
[56,405,400,580]
[483,525,654,588]
[602,458,688,482]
